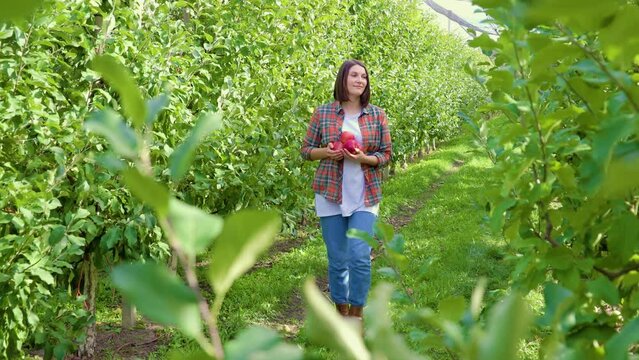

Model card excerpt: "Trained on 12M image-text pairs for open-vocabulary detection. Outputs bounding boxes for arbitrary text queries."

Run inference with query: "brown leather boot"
[336,303,350,316]
[348,305,363,319]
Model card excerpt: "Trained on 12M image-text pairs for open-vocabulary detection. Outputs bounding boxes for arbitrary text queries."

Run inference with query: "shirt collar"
[333,101,371,115]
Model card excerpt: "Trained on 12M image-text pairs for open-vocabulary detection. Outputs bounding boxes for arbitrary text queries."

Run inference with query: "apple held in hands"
[343,139,361,154]
[340,131,355,144]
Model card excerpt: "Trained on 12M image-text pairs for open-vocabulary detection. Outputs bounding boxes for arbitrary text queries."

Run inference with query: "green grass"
[383,150,510,306]
[370,135,515,359]
[379,138,477,222]
[96,132,537,359]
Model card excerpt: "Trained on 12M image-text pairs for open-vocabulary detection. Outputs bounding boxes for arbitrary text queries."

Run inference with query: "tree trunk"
[122,299,137,329]
[77,256,97,358]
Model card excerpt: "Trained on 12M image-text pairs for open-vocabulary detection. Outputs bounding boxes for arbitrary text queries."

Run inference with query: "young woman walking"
[300,59,392,321]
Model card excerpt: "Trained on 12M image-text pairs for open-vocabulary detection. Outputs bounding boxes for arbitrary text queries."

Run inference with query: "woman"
[300,59,392,321]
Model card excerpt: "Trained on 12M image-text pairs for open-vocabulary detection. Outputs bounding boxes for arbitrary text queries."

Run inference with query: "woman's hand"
[343,148,366,162]
[343,148,378,166]
[325,143,344,161]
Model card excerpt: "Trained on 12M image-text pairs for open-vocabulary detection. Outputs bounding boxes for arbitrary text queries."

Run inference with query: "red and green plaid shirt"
[301,101,392,206]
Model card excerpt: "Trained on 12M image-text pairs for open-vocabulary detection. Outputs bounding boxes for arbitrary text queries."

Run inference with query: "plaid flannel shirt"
[300,101,392,206]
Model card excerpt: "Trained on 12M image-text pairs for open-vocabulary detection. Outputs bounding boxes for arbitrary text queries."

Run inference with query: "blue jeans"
[319,211,376,307]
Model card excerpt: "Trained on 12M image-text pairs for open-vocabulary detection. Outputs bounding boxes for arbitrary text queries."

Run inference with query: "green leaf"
[605,316,639,360]
[48,225,66,246]
[546,246,574,270]
[523,0,620,31]
[490,198,516,232]
[111,262,202,338]
[208,210,281,297]
[347,228,377,248]
[224,326,303,360]
[587,276,620,305]
[74,208,90,221]
[169,111,223,181]
[607,214,639,261]
[374,222,394,243]
[0,28,13,39]
[302,278,370,360]
[31,268,54,285]
[600,6,639,69]
[478,293,531,360]
[555,165,577,190]
[366,283,425,360]
[96,153,126,171]
[0,0,43,22]
[600,145,639,199]
[387,234,405,255]
[91,55,146,128]
[468,33,502,50]
[377,267,399,279]
[121,168,169,217]
[486,69,515,92]
[53,343,67,360]
[538,283,574,327]
[581,115,636,193]
[570,59,608,85]
[168,199,223,257]
[438,296,466,322]
[85,109,139,158]
[471,278,488,320]
[100,227,121,250]
[145,94,170,127]
[124,224,138,247]
[530,42,580,80]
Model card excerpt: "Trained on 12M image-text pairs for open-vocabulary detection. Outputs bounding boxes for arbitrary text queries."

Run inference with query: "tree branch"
[423,0,498,36]
[594,263,639,280]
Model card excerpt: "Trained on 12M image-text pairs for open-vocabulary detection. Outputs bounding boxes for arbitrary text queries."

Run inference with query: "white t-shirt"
[315,112,380,217]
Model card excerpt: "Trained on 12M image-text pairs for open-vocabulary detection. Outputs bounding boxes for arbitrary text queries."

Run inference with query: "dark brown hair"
[333,59,370,107]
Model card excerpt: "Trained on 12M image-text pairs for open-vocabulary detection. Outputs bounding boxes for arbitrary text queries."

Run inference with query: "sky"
[421,0,492,39]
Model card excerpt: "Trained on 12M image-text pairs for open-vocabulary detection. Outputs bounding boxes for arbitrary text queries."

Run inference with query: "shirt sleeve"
[300,109,322,160]
[372,109,392,167]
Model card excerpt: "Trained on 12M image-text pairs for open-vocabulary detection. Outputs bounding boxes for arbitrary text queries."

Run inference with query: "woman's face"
[345,65,368,100]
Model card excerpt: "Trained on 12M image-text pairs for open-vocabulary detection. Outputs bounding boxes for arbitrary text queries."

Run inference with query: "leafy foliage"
[465,0,639,358]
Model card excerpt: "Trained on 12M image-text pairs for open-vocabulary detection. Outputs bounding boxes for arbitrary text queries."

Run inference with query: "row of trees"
[0,0,484,358]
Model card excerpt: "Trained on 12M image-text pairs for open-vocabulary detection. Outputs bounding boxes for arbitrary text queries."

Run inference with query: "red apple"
[330,141,343,151]
[340,131,355,144]
[343,139,361,154]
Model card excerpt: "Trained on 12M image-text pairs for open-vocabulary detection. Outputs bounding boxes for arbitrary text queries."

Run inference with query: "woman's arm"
[343,150,379,165]
[309,147,329,160]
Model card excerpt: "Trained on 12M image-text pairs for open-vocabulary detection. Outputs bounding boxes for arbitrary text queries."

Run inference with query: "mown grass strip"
[375,147,515,359]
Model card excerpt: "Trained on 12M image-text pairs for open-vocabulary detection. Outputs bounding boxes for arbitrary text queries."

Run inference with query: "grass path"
[143,135,513,359]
